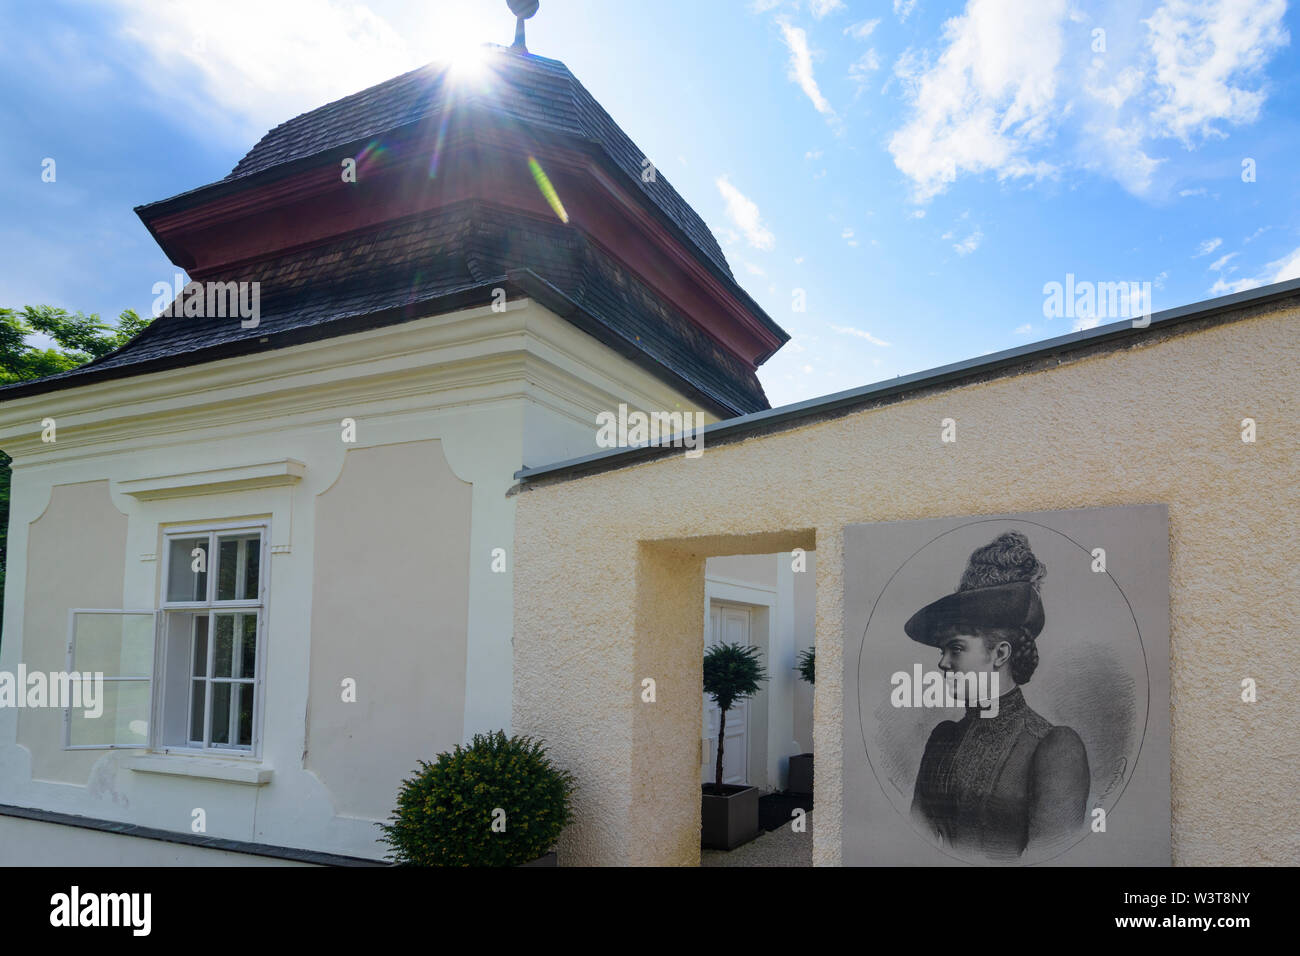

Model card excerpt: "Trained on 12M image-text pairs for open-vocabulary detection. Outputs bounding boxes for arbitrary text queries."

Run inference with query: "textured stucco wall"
[513,302,1299,866]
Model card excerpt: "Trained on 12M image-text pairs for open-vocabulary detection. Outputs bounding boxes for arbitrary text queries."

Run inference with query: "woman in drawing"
[906,531,1090,861]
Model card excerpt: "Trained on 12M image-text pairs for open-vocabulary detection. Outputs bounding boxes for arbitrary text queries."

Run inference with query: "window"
[156,525,267,754]
[65,610,155,749]
[64,521,269,756]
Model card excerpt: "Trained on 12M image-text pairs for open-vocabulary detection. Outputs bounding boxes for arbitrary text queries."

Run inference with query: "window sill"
[123,754,273,786]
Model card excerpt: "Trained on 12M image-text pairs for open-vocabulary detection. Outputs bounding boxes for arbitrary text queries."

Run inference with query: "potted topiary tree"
[787,647,815,795]
[702,641,767,850]
[378,730,575,866]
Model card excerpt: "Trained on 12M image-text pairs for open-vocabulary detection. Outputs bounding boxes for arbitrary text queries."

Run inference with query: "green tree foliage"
[378,730,576,866]
[703,641,767,791]
[0,305,149,640]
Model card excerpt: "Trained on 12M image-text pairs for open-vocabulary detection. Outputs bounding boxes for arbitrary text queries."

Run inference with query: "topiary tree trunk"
[715,706,726,791]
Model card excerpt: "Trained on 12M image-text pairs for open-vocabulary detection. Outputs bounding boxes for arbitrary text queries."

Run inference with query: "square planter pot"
[787,753,814,795]
[701,784,761,850]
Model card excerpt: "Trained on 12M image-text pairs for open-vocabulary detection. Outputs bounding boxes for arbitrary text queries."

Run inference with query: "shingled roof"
[228,46,736,282]
[3,46,786,412]
[0,202,770,414]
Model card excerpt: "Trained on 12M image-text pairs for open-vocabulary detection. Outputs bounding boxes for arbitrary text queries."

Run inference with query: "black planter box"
[701,784,761,850]
[787,753,814,795]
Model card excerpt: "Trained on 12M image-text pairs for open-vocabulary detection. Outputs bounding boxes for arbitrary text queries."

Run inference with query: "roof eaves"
[0,279,510,402]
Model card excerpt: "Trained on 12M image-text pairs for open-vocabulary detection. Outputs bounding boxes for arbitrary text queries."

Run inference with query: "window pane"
[166,536,208,602]
[209,682,232,746]
[243,538,260,600]
[213,614,235,677]
[216,533,260,601]
[71,612,154,677]
[189,680,206,742]
[68,680,150,747]
[235,683,255,747]
[239,614,257,679]
[191,615,209,677]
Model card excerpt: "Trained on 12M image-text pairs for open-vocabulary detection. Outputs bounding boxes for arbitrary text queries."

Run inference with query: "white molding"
[704,575,778,605]
[119,460,305,500]
[122,754,272,786]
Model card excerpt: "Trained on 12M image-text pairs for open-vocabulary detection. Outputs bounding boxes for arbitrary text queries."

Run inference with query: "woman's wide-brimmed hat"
[904,581,1044,647]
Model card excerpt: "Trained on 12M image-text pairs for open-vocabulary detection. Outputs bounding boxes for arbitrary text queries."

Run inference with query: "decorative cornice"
[0,300,709,463]
[118,459,306,500]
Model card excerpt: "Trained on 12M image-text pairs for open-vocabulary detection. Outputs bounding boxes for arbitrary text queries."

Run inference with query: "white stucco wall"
[0,815,320,866]
[0,297,714,863]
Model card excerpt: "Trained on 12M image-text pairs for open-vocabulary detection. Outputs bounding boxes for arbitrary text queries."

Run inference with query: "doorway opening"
[699,551,815,866]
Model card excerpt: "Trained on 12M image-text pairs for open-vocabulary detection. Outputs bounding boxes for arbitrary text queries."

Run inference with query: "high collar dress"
[910,686,1091,861]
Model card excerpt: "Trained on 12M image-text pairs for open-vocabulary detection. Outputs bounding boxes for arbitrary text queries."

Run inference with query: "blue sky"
[1,0,1296,407]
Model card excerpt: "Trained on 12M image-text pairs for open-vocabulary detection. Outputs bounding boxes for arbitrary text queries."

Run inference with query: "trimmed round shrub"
[378,730,575,867]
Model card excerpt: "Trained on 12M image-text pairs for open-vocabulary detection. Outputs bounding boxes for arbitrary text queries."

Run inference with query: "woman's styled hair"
[946,531,1047,684]
[933,623,1040,685]
[959,531,1046,592]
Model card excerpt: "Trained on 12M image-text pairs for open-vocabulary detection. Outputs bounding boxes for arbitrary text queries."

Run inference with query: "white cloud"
[888,0,1066,203]
[809,0,846,19]
[1178,187,1207,196]
[1195,237,1223,256]
[1073,316,1102,331]
[831,324,891,346]
[894,0,919,22]
[109,0,494,142]
[778,19,835,116]
[1015,323,1033,334]
[889,0,1290,204]
[953,228,983,256]
[1209,244,1300,294]
[715,175,776,250]
[841,227,855,238]
[805,149,823,159]
[744,261,766,276]
[1145,0,1289,144]
[1208,251,1238,271]
[844,19,881,39]
[849,50,882,93]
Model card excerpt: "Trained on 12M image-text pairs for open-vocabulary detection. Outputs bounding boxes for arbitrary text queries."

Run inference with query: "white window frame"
[154,520,270,759]
[63,608,158,750]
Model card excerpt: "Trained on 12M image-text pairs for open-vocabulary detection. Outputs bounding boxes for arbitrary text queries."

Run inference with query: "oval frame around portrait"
[854,517,1150,866]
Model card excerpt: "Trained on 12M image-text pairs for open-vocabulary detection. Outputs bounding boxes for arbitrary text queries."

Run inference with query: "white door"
[703,602,752,786]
